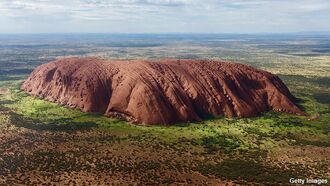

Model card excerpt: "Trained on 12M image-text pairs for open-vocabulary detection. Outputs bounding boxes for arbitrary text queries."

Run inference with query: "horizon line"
[0,31,330,35]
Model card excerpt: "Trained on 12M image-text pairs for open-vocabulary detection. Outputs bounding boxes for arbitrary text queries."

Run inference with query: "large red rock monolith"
[22,57,304,124]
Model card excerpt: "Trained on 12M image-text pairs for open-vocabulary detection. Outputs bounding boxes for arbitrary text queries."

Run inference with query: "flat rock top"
[22,57,304,125]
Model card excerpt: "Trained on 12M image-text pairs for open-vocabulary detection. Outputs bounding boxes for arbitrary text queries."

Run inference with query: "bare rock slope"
[22,57,304,124]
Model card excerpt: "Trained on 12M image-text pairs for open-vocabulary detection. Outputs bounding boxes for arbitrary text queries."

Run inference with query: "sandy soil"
[0,88,9,95]
[267,147,330,178]
[0,122,228,185]
[0,109,328,185]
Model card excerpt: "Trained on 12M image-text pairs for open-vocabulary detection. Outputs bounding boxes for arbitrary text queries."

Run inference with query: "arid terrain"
[0,34,329,185]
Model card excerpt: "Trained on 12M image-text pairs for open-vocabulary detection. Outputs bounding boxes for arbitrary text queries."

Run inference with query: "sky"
[0,0,330,33]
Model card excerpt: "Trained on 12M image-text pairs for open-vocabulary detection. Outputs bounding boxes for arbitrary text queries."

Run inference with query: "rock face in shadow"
[21,57,305,125]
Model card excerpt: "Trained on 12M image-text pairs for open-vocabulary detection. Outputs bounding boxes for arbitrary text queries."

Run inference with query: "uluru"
[21,57,304,125]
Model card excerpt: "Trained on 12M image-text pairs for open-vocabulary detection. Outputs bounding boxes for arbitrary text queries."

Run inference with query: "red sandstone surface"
[21,57,304,124]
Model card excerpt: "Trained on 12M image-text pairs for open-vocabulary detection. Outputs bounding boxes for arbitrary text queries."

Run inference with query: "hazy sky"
[0,0,329,33]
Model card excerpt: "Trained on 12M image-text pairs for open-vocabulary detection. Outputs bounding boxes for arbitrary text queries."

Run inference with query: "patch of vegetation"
[9,112,97,132]
[5,83,329,152]
[201,134,241,153]
[313,92,330,105]
[196,159,305,184]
